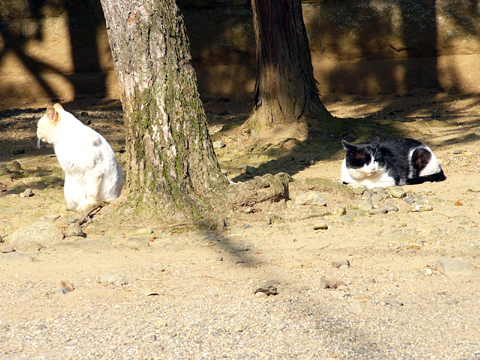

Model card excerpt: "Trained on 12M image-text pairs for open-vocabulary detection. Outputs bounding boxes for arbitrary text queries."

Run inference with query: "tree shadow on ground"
[206,93,480,184]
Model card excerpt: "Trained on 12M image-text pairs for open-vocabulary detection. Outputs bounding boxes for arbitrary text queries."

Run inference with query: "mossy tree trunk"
[248,0,333,142]
[100,0,229,222]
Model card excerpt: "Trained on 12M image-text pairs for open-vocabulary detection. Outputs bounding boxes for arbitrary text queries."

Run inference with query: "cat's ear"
[45,106,59,124]
[372,137,380,146]
[53,103,64,111]
[342,140,352,150]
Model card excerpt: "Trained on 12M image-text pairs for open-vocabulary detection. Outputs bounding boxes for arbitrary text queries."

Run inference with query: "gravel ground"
[1,94,480,359]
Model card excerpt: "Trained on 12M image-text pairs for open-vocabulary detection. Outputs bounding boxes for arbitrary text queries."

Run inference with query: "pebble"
[57,280,74,294]
[319,277,347,289]
[64,223,85,237]
[212,140,226,149]
[350,185,366,195]
[253,280,278,296]
[331,259,350,269]
[8,221,64,250]
[435,259,478,277]
[387,187,406,198]
[20,188,34,197]
[96,273,127,286]
[295,191,326,206]
[313,220,328,230]
[370,207,388,215]
[410,204,433,212]
[359,198,373,211]
[136,228,153,236]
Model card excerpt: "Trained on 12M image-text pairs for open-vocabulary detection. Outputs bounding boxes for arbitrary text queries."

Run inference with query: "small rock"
[431,110,441,119]
[381,203,399,212]
[345,210,364,218]
[350,185,366,195]
[382,298,404,307]
[20,188,34,198]
[410,204,433,212]
[313,221,328,230]
[8,221,64,251]
[10,161,22,171]
[319,277,347,289]
[64,223,85,237]
[212,140,226,149]
[332,259,350,269]
[370,207,388,215]
[96,273,127,286]
[245,207,254,214]
[388,187,406,198]
[331,207,346,216]
[254,280,278,296]
[359,198,373,211]
[136,228,153,236]
[453,149,466,154]
[435,259,478,277]
[57,280,74,294]
[295,191,326,206]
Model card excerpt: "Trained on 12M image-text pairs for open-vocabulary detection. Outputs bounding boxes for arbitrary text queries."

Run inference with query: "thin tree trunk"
[100,0,228,222]
[249,0,332,142]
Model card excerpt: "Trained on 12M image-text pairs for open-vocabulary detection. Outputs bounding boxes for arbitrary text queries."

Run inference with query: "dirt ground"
[0,93,479,358]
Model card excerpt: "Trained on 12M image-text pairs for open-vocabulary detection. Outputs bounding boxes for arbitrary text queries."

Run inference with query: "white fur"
[37,104,124,211]
[414,146,442,177]
[341,158,394,189]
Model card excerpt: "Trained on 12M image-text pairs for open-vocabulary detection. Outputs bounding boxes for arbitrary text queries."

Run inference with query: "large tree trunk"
[100,0,290,224]
[248,0,332,143]
[100,0,228,222]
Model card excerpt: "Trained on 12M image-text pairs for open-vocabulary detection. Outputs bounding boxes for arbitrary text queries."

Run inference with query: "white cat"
[37,103,124,211]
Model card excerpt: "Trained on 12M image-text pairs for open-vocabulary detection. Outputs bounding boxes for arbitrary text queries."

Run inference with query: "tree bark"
[100,0,228,222]
[248,0,332,142]
[100,0,291,224]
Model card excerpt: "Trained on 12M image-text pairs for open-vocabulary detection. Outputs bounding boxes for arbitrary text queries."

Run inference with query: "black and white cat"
[341,137,446,189]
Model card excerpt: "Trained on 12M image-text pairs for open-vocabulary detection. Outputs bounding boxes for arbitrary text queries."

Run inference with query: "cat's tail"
[406,170,446,185]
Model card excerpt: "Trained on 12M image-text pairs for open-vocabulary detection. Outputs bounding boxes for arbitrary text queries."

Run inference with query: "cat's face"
[37,104,63,147]
[342,137,384,179]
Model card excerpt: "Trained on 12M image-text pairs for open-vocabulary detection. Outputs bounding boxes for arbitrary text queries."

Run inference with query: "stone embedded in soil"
[20,188,34,198]
[313,221,328,230]
[370,207,388,215]
[349,184,366,195]
[213,140,226,149]
[136,228,153,236]
[8,221,64,250]
[435,259,478,277]
[57,280,74,294]
[388,187,406,198]
[319,277,347,289]
[254,280,278,296]
[410,204,433,212]
[96,273,127,286]
[64,223,85,237]
[359,198,373,211]
[332,259,350,269]
[295,191,326,206]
